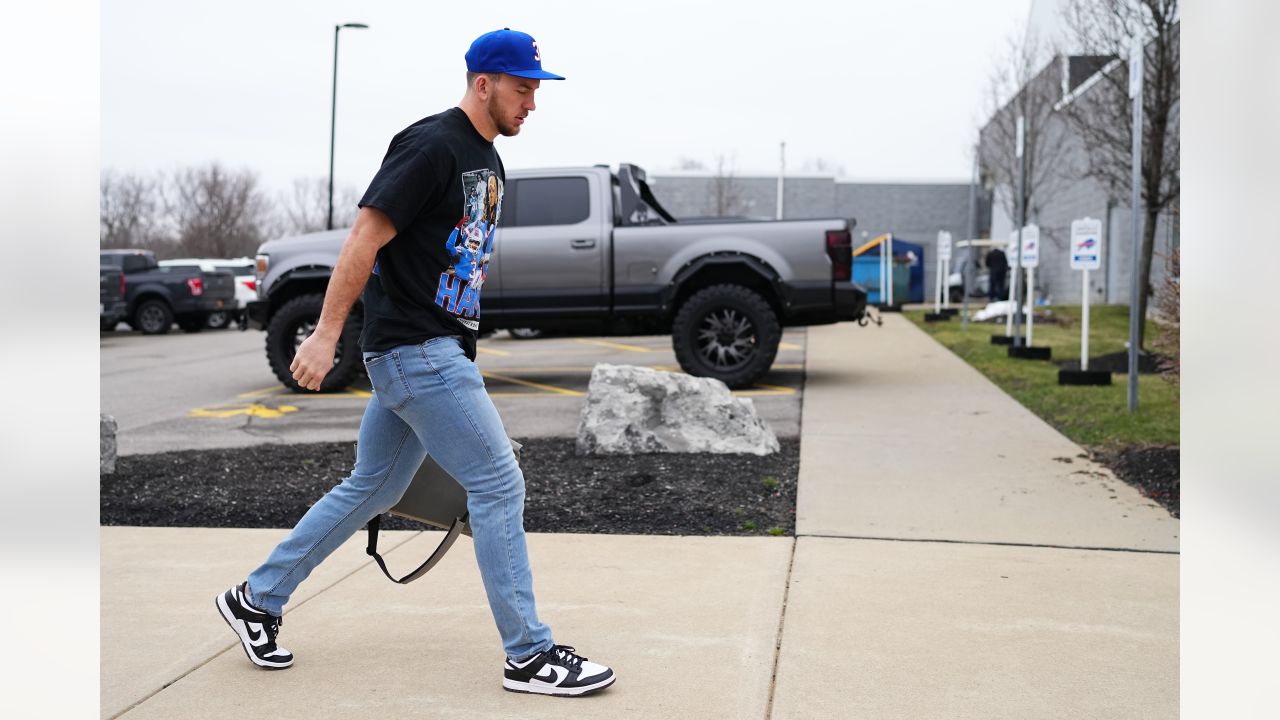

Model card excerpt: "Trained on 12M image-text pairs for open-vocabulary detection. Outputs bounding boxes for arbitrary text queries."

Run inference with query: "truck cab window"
[507,177,590,227]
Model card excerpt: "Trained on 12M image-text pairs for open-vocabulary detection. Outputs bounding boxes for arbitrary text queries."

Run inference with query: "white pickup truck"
[248,163,867,391]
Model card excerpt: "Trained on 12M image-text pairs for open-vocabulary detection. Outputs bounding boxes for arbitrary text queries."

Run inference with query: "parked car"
[100,249,237,334]
[247,163,867,391]
[100,265,128,331]
[159,257,257,329]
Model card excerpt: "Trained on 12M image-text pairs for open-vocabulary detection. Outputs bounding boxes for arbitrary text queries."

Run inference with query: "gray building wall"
[649,175,991,300]
[981,54,1178,308]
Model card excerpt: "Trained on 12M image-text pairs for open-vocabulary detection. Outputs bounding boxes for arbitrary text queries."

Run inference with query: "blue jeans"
[246,335,553,660]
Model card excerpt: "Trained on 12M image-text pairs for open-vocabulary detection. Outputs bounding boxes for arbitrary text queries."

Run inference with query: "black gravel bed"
[1090,445,1180,518]
[101,439,800,536]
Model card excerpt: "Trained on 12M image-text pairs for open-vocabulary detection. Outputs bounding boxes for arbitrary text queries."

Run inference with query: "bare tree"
[166,163,275,258]
[673,156,707,171]
[1060,0,1179,349]
[100,170,170,252]
[277,176,359,235]
[978,25,1074,245]
[706,154,746,217]
[801,157,846,176]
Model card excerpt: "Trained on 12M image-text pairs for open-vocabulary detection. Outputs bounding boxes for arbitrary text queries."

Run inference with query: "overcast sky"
[102,0,1034,196]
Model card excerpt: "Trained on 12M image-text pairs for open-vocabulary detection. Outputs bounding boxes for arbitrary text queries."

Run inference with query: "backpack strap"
[365,513,468,584]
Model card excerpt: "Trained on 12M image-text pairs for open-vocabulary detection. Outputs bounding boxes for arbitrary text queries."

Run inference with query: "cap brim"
[505,69,566,80]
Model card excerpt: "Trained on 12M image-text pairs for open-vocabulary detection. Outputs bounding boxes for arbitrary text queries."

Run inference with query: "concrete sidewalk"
[100,315,1178,719]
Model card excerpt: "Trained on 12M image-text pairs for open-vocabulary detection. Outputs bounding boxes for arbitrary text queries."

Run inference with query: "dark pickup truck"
[100,249,236,334]
[100,265,128,330]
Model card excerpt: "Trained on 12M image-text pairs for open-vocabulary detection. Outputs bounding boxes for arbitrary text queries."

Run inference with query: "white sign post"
[1020,224,1040,345]
[1005,230,1019,337]
[1070,217,1103,371]
[878,234,886,306]
[887,233,895,306]
[936,231,952,312]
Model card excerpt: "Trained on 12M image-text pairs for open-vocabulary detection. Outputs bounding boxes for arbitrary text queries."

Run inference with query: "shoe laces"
[265,613,282,641]
[549,645,585,669]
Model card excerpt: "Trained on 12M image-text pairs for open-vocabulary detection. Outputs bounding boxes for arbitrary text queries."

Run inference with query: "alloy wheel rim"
[140,306,165,331]
[695,307,756,371]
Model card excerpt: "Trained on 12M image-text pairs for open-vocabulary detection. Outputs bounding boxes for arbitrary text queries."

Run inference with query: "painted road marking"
[481,371,585,397]
[574,338,652,353]
[779,342,804,350]
[237,386,371,399]
[476,346,512,356]
[190,403,299,419]
[734,382,797,397]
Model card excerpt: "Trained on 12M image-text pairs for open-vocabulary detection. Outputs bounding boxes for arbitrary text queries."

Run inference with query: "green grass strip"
[905,305,1179,448]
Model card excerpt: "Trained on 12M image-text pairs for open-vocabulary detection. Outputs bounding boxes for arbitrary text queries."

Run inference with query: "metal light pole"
[329,22,368,231]
[1011,115,1027,346]
[962,144,978,329]
[1127,36,1145,411]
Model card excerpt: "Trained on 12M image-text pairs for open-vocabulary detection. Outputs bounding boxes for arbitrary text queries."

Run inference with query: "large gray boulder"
[101,413,118,475]
[575,364,779,456]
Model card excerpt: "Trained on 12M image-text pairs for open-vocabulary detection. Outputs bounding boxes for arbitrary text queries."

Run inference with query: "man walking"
[215,28,616,698]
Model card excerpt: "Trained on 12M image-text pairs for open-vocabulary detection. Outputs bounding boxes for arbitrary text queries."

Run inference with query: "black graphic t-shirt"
[357,107,504,360]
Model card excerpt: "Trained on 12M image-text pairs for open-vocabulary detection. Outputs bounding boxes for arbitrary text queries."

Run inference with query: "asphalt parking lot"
[100,326,807,456]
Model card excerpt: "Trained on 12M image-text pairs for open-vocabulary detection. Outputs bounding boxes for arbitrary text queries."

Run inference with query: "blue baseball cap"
[465,28,565,80]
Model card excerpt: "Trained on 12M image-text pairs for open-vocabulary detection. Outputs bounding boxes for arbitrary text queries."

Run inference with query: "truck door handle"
[570,238,596,249]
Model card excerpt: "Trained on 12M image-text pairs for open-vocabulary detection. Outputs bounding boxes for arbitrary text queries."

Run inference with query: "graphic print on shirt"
[435,169,502,331]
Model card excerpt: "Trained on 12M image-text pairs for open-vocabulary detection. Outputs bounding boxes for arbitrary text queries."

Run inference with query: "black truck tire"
[134,299,174,335]
[671,284,781,389]
[266,293,363,393]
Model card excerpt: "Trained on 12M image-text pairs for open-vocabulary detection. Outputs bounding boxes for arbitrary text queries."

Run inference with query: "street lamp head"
[340,23,369,29]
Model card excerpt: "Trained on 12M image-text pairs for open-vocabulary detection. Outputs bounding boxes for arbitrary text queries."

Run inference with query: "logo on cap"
[465,29,565,81]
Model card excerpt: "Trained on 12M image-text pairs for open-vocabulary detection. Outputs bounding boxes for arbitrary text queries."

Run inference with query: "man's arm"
[289,206,398,391]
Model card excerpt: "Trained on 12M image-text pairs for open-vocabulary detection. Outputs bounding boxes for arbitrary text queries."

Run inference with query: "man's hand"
[290,332,339,391]
[286,206,397,392]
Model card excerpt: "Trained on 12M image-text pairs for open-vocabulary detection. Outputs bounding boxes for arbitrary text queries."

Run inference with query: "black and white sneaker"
[503,644,615,696]
[215,582,294,669]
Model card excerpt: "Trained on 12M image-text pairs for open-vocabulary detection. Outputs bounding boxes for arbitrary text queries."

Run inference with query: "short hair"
[466,72,501,92]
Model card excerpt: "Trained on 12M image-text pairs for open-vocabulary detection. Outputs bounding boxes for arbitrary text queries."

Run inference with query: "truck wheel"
[206,310,231,330]
[266,293,362,393]
[508,328,543,340]
[672,284,781,389]
[134,300,173,335]
[178,315,207,333]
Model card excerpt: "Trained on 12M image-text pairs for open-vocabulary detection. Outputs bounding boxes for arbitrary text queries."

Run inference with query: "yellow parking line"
[482,371,585,397]
[475,365,597,373]
[737,382,797,396]
[190,403,299,419]
[575,339,652,353]
[488,391,582,398]
[779,342,803,351]
[476,346,512,356]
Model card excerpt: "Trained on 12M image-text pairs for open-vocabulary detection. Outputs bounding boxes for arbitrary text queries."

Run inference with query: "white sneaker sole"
[502,674,616,696]
[214,592,293,670]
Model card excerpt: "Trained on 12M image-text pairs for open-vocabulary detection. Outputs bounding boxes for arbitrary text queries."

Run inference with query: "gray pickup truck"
[247,164,866,391]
